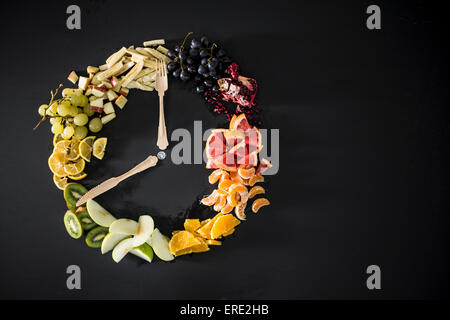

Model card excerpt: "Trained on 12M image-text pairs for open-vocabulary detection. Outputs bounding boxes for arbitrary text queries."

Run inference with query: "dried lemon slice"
[78,136,96,162]
[48,153,67,177]
[53,175,69,190]
[68,172,87,181]
[64,158,85,176]
[67,139,80,161]
[53,133,64,146]
[93,137,107,160]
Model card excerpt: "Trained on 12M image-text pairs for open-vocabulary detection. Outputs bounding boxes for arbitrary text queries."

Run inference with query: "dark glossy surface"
[0,0,449,299]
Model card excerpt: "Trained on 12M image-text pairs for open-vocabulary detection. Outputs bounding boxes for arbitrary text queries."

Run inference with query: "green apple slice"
[86,199,116,227]
[112,238,134,263]
[109,218,138,235]
[133,215,154,247]
[131,243,154,263]
[101,233,130,254]
[148,228,174,262]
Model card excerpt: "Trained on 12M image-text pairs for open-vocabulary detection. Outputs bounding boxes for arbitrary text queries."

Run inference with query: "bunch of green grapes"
[38,88,103,140]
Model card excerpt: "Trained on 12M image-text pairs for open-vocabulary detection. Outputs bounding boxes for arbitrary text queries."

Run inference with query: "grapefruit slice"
[229,113,251,132]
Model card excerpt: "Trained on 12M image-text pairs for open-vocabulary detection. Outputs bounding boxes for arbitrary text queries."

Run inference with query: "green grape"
[51,123,64,134]
[38,104,48,116]
[89,118,103,133]
[74,126,88,139]
[49,117,62,125]
[57,103,70,117]
[46,108,57,117]
[84,104,95,117]
[62,125,75,139]
[49,102,59,113]
[62,88,76,97]
[80,95,89,107]
[74,113,88,126]
[70,95,83,106]
[69,105,79,116]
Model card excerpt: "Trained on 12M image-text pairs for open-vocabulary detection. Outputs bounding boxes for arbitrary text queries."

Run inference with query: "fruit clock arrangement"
[34,33,272,264]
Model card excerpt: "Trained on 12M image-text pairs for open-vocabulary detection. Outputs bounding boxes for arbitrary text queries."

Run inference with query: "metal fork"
[155,60,169,150]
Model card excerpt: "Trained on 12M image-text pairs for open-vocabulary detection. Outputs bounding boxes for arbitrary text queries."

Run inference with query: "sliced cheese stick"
[125,80,154,91]
[98,61,124,81]
[106,47,127,68]
[135,67,154,79]
[143,59,158,69]
[156,45,169,55]
[135,47,152,57]
[143,39,165,47]
[127,49,148,61]
[121,58,144,87]
[143,48,171,63]
[115,61,135,77]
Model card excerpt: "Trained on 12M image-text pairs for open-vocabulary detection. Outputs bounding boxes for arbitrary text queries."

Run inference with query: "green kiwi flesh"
[86,226,109,248]
[64,210,83,239]
[64,183,88,213]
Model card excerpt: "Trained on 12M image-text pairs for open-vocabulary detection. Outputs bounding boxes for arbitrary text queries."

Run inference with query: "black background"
[0,0,449,299]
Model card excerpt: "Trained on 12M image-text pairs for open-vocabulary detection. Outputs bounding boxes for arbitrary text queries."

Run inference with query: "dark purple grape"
[180,70,190,81]
[199,49,209,58]
[174,45,180,53]
[178,51,187,61]
[217,62,224,71]
[189,48,199,57]
[172,69,181,78]
[197,65,208,75]
[186,57,194,65]
[196,85,205,94]
[187,65,197,73]
[204,78,213,87]
[201,57,208,65]
[167,62,178,72]
[190,38,201,49]
[209,69,217,77]
[200,36,209,46]
[217,49,226,57]
[212,84,220,93]
[208,58,218,70]
[167,50,177,59]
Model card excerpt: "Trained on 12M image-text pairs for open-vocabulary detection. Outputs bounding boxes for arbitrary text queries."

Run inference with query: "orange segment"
[210,214,241,239]
[197,212,224,240]
[218,179,233,191]
[169,230,202,255]
[184,219,201,232]
[222,228,235,237]
[252,198,270,213]
[238,166,255,179]
[201,189,220,206]
[249,175,264,186]
[249,186,265,199]
[206,239,222,246]
[208,169,225,184]
[235,201,247,220]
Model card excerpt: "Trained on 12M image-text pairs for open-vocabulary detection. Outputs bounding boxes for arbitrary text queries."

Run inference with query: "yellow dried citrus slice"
[53,175,69,190]
[93,137,107,160]
[63,158,85,176]
[68,172,87,181]
[53,133,64,146]
[48,153,67,177]
[53,140,71,156]
[67,139,80,161]
[78,136,96,162]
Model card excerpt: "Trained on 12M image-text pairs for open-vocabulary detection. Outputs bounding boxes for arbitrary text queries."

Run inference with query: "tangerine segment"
[220,171,230,182]
[169,230,202,254]
[221,203,234,214]
[252,198,270,213]
[213,195,227,212]
[249,186,265,199]
[210,214,241,240]
[208,169,225,184]
[235,201,247,220]
[184,219,201,233]
[206,239,222,246]
[219,179,233,191]
[230,171,244,184]
[228,184,248,207]
[201,189,220,206]
[238,166,255,179]
[197,212,224,240]
[222,228,235,237]
[249,175,264,187]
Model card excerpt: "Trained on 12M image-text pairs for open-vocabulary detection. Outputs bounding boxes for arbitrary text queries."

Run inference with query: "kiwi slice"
[86,226,109,248]
[64,183,88,213]
[64,210,83,239]
[76,210,97,231]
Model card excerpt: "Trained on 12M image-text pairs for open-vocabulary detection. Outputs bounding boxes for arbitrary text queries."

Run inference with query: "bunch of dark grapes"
[167,33,232,94]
